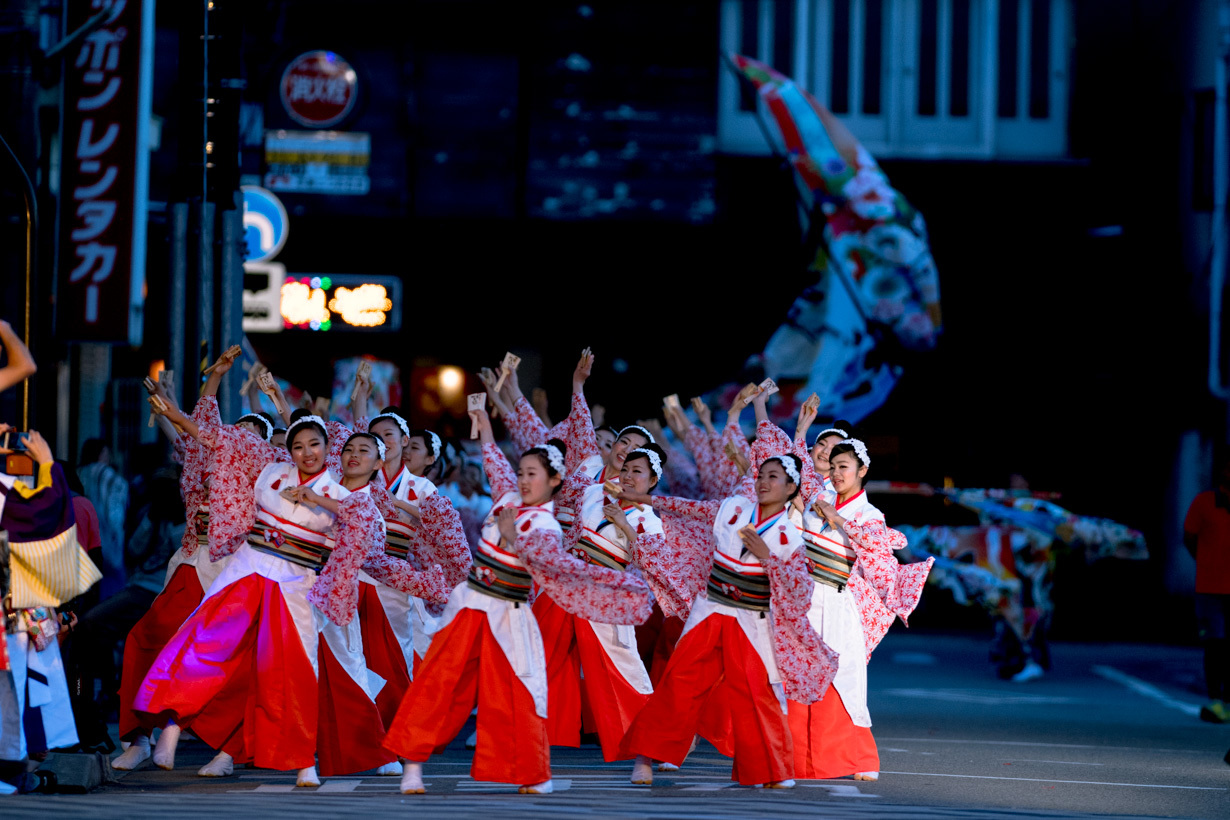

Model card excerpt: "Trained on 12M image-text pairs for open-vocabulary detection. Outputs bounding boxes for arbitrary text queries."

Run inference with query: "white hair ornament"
[371,411,411,439]
[814,427,849,446]
[629,447,663,480]
[533,442,566,475]
[286,414,328,445]
[426,430,442,459]
[237,413,273,441]
[769,455,801,486]
[842,438,871,467]
[619,425,656,445]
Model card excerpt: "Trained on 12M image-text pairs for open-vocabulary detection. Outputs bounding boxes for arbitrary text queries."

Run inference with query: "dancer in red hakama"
[135,412,447,785]
[383,407,652,795]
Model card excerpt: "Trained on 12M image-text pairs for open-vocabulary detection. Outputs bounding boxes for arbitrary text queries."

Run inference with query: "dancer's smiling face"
[518,454,561,506]
[290,428,326,476]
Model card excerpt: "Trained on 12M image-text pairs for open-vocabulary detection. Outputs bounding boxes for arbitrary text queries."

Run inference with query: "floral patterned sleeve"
[418,491,474,589]
[765,545,838,705]
[352,416,371,433]
[750,420,794,473]
[324,420,356,478]
[685,426,722,500]
[307,492,385,625]
[516,527,654,625]
[843,517,934,660]
[632,529,707,620]
[363,553,451,604]
[193,395,223,429]
[367,479,398,521]
[506,395,550,456]
[199,425,286,560]
[651,494,722,524]
[481,441,518,500]
[177,435,209,556]
[560,391,599,473]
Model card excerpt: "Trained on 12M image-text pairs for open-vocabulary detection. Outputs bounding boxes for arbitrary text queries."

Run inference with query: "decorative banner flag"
[726,54,943,422]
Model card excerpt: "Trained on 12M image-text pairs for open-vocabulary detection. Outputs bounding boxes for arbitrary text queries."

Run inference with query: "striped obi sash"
[570,515,633,570]
[384,528,412,561]
[467,537,532,603]
[247,525,333,572]
[706,549,770,612]
[194,506,209,547]
[802,530,856,591]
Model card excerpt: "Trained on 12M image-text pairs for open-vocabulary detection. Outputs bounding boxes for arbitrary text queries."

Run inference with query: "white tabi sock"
[630,756,654,785]
[111,735,151,770]
[400,762,425,794]
[296,765,320,787]
[152,723,181,770]
[198,751,234,777]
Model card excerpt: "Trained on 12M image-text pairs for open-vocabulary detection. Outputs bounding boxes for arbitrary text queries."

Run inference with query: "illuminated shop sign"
[279,273,401,332]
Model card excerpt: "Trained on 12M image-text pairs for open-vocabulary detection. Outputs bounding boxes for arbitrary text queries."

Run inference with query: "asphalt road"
[4,630,1228,819]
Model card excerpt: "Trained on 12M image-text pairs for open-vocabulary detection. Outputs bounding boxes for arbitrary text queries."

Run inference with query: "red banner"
[57,0,152,346]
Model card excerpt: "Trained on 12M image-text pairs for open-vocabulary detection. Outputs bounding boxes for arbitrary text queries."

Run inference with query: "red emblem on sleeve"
[728,506,743,526]
[271,479,281,490]
[520,517,533,532]
[637,521,645,535]
[408,487,418,501]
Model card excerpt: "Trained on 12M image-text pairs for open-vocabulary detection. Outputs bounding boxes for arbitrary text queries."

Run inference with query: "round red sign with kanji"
[280,50,358,128]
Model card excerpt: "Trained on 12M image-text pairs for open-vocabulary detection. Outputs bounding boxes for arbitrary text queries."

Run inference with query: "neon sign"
[279,274,401,332]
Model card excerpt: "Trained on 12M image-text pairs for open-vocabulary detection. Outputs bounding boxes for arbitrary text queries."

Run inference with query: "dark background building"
[1,0,1225,640]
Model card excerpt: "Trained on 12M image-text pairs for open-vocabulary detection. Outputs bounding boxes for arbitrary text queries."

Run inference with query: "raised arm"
[0,319,36,394]
[473,406,518,498]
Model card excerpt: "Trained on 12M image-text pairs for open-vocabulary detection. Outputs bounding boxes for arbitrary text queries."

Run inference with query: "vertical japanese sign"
[57,0,154,346]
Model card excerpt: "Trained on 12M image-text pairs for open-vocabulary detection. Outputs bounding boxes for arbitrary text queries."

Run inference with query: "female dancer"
[788,437,933,781]
[534,443,679,783]
[617,449,837,788]
[114,357,283,773]
[135,411,447,785]
[382,407,652,795]
[359,406,471,723]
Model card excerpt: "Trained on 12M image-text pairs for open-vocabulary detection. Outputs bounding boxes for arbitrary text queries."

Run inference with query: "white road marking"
[883,688,1080,705]
[797,783,879,798]
[1091,665,1202,717]
[877,737,1208,754]
[1000,759,1104,766]
[879,771,1226,790]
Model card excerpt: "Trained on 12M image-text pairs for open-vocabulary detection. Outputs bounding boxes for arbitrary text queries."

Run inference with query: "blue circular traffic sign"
[242,185,289,263]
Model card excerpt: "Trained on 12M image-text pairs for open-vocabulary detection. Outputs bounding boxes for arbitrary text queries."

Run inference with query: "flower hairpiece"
[843,438,871,467]
[532,442,566,475]
[371,411,410,439]
[237,413,273,441]
[813,427,849,446]
[619,424,656,445]
[769,454,800,486]
[629,447,663,480]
